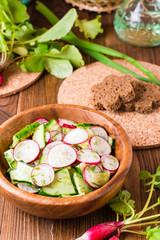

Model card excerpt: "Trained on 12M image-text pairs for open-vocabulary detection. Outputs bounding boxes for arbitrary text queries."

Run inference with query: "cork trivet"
[58,60,160,149]
[0,64,42,98]
[65,0,123,13]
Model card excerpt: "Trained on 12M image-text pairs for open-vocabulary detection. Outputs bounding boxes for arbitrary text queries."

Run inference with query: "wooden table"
[0,1,160,239]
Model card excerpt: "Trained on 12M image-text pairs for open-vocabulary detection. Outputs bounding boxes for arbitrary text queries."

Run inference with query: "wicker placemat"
[0,64,42,98]
[58,60,160,149]
[65,0,123,13]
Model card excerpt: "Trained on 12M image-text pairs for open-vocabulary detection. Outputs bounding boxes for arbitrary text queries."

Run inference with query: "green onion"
[36,1,160,86]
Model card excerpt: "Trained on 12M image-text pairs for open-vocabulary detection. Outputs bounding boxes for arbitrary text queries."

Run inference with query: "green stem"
[145,201,160,213]
[122,221,160,230]
[125,213,160,225]
[136,175,156,219]
[81,48,157,83]
[121,229,146,236]
[36,1,160,85]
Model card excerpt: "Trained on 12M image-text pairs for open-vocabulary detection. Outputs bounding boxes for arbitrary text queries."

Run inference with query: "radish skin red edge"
[33,118,48,125]
[90,126,109,141]
[77,149,100,165]
[47,143,77,169]
[45,132,51,144]
[13,140,40,164]
[83,166,101,189]
[89,136,111,156]
[31,163,55,187]
[64,128,89,145]
[101,155,119,175]
[58,118,77,128]
[76,222,123,240]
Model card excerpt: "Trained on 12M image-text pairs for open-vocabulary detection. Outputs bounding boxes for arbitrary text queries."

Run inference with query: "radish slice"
[50,130,64,142]
[91,126,109,141]
[77,149,100,165]
[33,118,48,125]
[64,128,88,145]
[58,119,77,128]
[89,136,111,156]
[45,132,51,144]
[101,155,119,175]
[42,141,62,157]
[17,182,39,193]
[13,140,40,163]
[31,163,55,187]
[83,165,102,189]
[48,144,77,168]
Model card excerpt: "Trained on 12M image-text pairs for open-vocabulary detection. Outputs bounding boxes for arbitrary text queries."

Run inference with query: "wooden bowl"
[0,104,132,219]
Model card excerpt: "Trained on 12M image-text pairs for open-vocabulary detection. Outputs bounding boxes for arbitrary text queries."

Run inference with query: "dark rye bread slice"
[58,60,160,148]
[0,64,42,98]
[90,75,135,111]
[90,74,160,113]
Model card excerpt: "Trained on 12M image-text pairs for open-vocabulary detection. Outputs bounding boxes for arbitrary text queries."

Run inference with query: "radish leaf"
[37,8,77,43]
[49,45,84,68]
[24,55,45,72]
[75,15,103,39]
[109,190,135,218]
[146,226,160,240]
[44,58,73,78]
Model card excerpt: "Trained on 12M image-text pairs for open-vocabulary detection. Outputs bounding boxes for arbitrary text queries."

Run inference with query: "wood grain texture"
[0,0,159,239]
[0,104,132,218]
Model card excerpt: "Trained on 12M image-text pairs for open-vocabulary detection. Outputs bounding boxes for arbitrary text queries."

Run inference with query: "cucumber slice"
[73,171,92,195]
[10,121,40,148]
[78,140,90,149]
[75,162,88,175]
[61,127,72,135]
[41,168,76,196]
[108,137,115,148]
[45,119,60,132]
[4,149,17,169]
[9,161,33,184]
[32,124,46,150]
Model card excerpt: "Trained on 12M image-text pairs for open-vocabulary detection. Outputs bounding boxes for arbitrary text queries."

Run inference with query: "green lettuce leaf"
[75,15,103,39]
[38,8,77,43]
[49,45,84,68]
[44,58,73,78]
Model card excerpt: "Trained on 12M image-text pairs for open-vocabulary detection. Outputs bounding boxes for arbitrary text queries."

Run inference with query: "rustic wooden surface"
[0,0,160,239]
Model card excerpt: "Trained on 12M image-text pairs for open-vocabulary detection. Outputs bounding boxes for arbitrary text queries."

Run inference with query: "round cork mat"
[58,60,160,149]
[0,64,42,98]
[65,0,123,13]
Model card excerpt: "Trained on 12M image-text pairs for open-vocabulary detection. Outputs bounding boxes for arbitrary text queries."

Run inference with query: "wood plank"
[0,0,160,239]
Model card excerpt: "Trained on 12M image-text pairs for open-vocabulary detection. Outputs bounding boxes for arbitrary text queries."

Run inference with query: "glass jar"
[114,0,160,47]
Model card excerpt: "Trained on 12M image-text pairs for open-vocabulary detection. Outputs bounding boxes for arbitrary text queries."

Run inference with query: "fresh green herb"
[75,15,103,39]
[36,1,160,86]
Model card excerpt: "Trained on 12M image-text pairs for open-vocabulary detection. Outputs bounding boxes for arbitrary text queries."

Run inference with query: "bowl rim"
[0,104,132,206]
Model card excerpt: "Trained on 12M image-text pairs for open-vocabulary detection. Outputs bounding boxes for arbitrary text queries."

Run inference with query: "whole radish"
[76,222,123,240]
[0,74,3,85]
